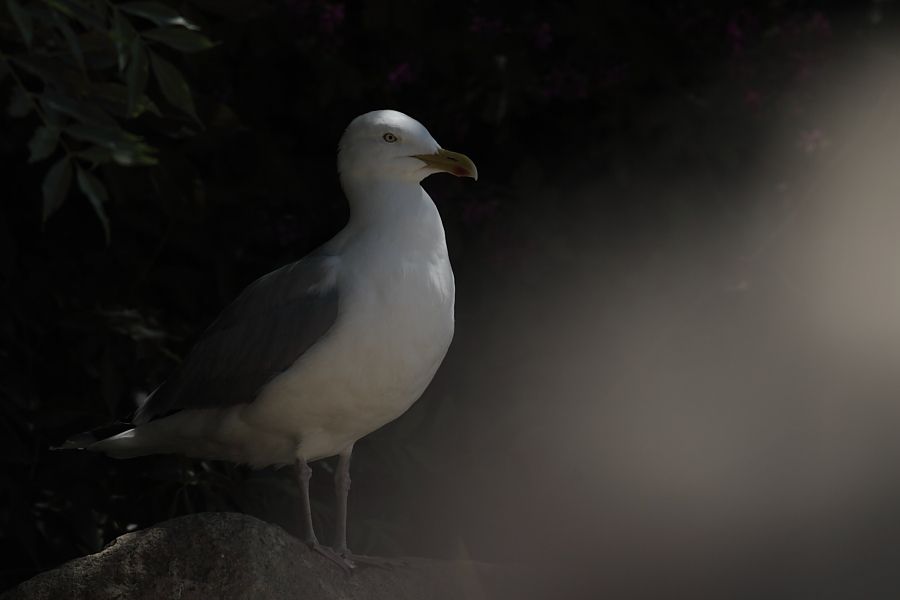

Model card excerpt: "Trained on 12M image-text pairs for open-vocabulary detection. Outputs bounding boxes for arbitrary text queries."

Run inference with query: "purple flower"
[809,11,831,37]
[387,62,413,86]
[284,0,312,16]
[539,68,590,100]
[798,128,831,154]
[540,69,564,99]
[726,10,758,56]
[319,3,345,34]
[744,89,762,109]
[599,64,627,88]
[469,15,504,35]
[726,18,744,54]
[535,22,552,50]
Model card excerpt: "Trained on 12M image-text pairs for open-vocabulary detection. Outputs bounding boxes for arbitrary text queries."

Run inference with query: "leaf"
[75,145,113,166]
[65,124,157,166]
[75,31,119,70]
[126,38,149,116]
[7,86,31,117]
[76,165,111,243]
[40,92,117,127]
[42,156,73,221]
[118,2,198,29]
[110,142,157,166]
[111,9,138,72]
[64,123,140,146]
[141,28,214,53]
[89,82,160,118]
[28,126,60,163]
[77,30,116,53]
[44,0,106,30]
[10,55,83,87]
[6,0,33,47]
[149,52,199,123]
[54,12,86,73]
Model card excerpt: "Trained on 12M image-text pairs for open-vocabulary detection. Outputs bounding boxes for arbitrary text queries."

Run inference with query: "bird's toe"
[311,543,357,572]
[337,550,409,570]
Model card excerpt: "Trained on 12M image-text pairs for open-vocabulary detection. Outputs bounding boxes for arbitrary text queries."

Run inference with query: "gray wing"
[134,253,340,424]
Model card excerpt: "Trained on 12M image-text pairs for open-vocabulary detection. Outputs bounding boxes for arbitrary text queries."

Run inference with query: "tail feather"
[52,422,134,451]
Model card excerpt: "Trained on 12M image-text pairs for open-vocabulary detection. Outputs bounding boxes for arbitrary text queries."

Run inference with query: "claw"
[311,543,356,572]
[338,551,408,570]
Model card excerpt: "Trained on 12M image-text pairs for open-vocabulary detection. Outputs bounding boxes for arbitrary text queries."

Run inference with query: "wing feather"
[134,254,340,424]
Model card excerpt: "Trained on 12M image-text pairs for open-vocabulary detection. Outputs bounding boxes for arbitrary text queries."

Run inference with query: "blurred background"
[4,0,900,597]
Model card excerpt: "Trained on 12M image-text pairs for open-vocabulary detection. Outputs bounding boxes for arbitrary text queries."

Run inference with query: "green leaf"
[89,82,160,118]
[42,156,73,221]
[28,126,60,163]
[40,91,117,127]
[111,9,138,72]
[149,51,199,122]
[75,31,119,71]
[7,86,31,117]
[126,38,149,116]
[75,145,113,166]
[53,12,86,73]
[44,0,106,30]
[10,55,83,87]
[111,144,157,166]
[6,0,33,47]
[65,124,157,166]
[64,123,139,146]
[141,28,214,53]
[118,2,198,29]
[76,165,111,243]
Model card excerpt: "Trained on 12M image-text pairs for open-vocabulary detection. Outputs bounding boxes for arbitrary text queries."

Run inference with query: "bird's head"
[338,110,478,184]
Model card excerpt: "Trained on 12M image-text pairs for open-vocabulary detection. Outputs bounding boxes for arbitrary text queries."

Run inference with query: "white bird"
[69,110,477,568]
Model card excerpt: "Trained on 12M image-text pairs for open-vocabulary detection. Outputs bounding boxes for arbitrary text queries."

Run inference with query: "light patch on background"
[427,40,900,599]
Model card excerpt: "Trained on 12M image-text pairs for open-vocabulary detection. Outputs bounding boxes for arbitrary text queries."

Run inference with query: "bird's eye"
[382,132,398,143]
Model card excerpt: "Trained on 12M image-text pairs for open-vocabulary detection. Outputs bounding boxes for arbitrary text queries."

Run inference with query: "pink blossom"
[469,15,504,35]
[798,129,831,154]
[540,69,590,100]
[319,3,345,34]
[284,0,312,16]
[726,10,758,56]
[809,11,831,37]
[387,62,413,86]
[599,64,626,88]
[744,89,762,109]
[535,22,552,50]
[726,18,744,54]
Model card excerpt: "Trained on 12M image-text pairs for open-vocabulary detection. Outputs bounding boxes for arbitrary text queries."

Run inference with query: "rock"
[2,513,517,600]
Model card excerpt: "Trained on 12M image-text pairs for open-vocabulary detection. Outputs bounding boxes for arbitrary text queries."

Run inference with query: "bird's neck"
[341,177,434,229]
[339,176,447,258]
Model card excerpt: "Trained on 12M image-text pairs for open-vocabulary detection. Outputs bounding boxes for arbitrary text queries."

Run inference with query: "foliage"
[1,0,214,241]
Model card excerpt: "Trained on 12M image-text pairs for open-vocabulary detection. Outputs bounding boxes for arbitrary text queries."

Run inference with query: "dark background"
[4,1,900,597]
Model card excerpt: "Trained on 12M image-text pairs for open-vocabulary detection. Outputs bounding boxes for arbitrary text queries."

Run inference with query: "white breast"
[244,189,455,461]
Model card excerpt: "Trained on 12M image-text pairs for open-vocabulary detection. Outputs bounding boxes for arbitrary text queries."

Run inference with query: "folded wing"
[134,254,340,424]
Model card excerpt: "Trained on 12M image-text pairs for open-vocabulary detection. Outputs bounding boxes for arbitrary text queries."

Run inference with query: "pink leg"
[297,458,355,571]
[334,445,353,554]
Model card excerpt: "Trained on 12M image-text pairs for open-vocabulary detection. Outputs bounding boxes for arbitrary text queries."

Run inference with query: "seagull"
[67,110,477,568]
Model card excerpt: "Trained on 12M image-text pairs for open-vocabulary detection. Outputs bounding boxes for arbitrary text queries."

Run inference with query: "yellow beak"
[412,148,478,180]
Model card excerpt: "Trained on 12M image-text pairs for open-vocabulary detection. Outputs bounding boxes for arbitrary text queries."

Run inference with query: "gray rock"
[3,513,517,600]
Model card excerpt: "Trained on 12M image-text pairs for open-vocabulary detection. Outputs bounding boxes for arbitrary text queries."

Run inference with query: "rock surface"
[2,513,516,600]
